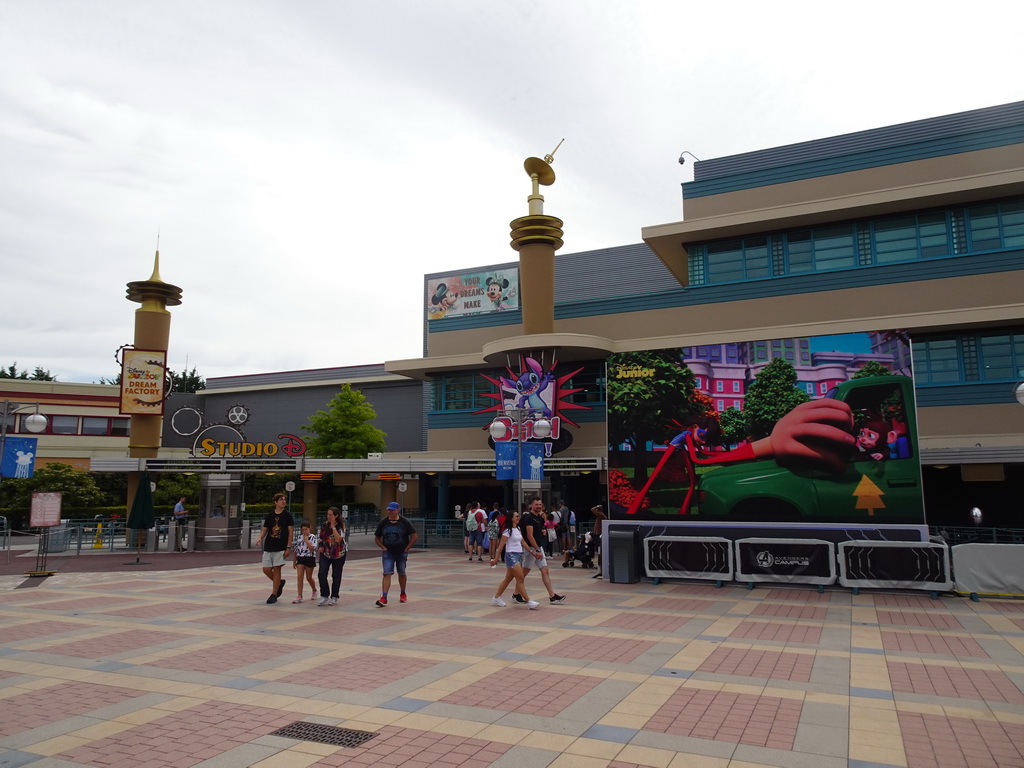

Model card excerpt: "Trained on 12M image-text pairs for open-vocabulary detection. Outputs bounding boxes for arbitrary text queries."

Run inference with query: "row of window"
[688,197,1024,285]
[3,414,130,437]
[912,329,1024,385]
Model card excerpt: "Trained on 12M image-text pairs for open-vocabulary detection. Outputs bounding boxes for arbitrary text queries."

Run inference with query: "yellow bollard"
[93,522,103,549]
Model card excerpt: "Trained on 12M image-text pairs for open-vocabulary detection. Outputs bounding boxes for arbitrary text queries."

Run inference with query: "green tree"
[2,463,105,510]
[1,363,57,381]
[98,366,205,393]
[170,367,206,393]
[302,383,387,458]
[743,358,810,440]
[718,406,748,446]
[852,360,893,378]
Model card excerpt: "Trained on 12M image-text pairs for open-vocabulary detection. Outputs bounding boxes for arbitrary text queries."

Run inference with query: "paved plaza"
[0,540,1023,768]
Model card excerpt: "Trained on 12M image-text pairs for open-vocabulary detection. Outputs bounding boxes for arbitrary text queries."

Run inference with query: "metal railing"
[929,525,1024,545]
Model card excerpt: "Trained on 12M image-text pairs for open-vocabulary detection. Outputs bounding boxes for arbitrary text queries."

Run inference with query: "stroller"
[562,532,596,569]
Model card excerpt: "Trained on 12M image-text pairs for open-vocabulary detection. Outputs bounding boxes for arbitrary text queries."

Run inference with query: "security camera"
[678,153,687,165]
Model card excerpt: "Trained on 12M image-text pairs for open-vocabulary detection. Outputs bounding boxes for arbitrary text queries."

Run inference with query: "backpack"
[487,514,501,540]
[466,511,479,532]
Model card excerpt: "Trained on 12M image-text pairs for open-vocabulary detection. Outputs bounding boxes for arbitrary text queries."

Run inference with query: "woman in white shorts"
[489,510,539,609]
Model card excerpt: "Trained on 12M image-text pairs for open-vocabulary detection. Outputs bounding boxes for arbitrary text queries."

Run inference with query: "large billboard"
[606,332,924,525]
[426,269,519,321]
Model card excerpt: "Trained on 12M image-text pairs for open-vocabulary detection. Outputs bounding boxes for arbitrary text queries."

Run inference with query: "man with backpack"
[465,501,487,562]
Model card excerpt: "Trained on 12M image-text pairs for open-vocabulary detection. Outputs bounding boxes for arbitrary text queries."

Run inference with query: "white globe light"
[488,420,508,440]
[23,413,48,434]
[533,418,552,439]
[1014,381,1024,406]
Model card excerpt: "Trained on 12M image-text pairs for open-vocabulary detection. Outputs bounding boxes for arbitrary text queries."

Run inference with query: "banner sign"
[120,348,167,414]
[1,437,39,479]
[735,538,836,584]
[495,441,545,480]
[426,269,519,320]
[606,331,924,525]
[30,492,62,527]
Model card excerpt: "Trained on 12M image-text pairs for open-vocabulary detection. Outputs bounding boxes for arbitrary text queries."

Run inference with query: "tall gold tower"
[124,251,182,503]
[510,142,564,336]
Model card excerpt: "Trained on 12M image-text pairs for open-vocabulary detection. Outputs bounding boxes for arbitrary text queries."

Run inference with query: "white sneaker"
[491,597,506,606]
[329,597,337,606]
[317,596,330,606]
[526,600,539,610]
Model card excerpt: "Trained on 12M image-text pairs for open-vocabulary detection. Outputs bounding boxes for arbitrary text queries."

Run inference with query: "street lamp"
[0,400,49,490]
[489,407,552,515]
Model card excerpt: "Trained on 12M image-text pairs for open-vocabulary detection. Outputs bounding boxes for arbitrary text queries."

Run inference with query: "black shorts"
[295,556,316,568]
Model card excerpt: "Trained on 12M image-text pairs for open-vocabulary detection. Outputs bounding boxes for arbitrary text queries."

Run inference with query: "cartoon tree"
[606,350,702,482]
[302,383,387,458]
[718,406,748,446]
[743,358,810,440]
[852,360,893,378]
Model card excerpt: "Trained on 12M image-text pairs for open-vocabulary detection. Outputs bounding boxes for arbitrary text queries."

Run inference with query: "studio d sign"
[196,434,307,458]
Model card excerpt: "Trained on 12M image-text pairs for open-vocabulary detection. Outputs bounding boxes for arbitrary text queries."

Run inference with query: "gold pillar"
[125,251,183,507]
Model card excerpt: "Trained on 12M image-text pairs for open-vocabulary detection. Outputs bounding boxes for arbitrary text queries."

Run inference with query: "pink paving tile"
[988,600,1024,614]
[540,634,657,663]
[43,629,190,659]
[440,666,601,716]
[32,595,137,612]
[100,601,206,618]
[881,630,990,658]
[0,620,82,643]
[1012,617,1024,632]
[0,589,60,603]
[136,583,226,595]
[887,661,1024,703]
[185,607,285,626]
[643,687,802,749]
[311,726,512,768]
[534,590,616,605]
[898,711,1024,768]
[149,639,299,674]
[300,616,401,636]
[288,652,439,692]
[750,602,827,620]
[872,594,950,609]
[697,646,814,682]
[760,588,833,603]
[639,596,718,612]
[408,625,518,649]
[388,598,467,614]
[876,609,965,629]
[0,681,147,737]
[728,620,822,644]
[56,699,298,768]
[77,579,157,591]
[597,610,695,633]
[666,583,737,597]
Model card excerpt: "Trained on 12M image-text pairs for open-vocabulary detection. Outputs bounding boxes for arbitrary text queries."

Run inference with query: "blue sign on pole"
[1,437,39,479]
[495,441,545,481]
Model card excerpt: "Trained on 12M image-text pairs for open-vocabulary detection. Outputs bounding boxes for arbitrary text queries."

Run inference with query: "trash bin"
[608,528,641,583]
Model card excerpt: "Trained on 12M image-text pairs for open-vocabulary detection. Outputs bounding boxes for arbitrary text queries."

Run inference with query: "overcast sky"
[2,1,1022,384]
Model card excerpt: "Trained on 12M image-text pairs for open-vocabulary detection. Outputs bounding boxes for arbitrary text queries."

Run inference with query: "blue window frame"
[432,374,495,412]
[687,196,1022,287]
[913,328,1024,385]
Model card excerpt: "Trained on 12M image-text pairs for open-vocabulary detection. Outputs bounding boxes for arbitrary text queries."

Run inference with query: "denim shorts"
[504,551,524,568]
[382,549,408,576]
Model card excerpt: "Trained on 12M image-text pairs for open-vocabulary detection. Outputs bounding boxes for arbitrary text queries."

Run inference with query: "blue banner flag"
[495,441,546,480]
[1,437,39,479]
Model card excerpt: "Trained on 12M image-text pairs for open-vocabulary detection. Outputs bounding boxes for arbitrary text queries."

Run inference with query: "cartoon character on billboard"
[428,283,459,318]
[485,275,511,310]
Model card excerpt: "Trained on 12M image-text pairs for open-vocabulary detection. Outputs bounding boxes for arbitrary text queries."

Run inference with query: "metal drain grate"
[270,721,378,748]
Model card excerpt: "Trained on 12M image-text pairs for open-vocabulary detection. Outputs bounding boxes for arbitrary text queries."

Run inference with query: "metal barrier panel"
[838,540,951,591]
[735,538,836,585]
[644,535,733,581]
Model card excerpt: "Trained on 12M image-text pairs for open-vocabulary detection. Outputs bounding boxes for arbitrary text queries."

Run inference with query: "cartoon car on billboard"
[623,376,923,524]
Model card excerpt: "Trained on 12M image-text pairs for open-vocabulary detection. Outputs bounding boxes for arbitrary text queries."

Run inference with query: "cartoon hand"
[753,399,856,474]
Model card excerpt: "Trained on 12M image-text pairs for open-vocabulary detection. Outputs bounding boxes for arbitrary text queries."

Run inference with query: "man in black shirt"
[518,498,565,604]
[256,493,294,604]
